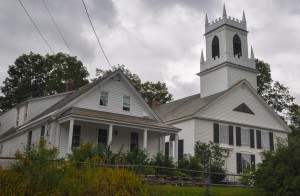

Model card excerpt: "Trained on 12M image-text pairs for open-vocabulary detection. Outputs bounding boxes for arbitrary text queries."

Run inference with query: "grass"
[145,185,264,196]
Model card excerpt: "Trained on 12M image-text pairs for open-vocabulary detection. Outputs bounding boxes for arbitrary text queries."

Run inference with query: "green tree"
[256,59,294,121]
[96,64,173,106]
[194,141,225,182]
[0,52,89,111]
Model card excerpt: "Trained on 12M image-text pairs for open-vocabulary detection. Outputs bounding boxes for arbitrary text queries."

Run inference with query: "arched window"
[233,34,242,57]
[212,36,220,59]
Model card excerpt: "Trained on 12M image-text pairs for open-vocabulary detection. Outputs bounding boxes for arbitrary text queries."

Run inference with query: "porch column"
[143,129,148,149]
[174,133,179,163]
[108,124,113,146]
[67,118,74,154]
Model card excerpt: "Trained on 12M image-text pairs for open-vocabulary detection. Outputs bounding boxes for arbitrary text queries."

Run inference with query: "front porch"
[55,108,180,161]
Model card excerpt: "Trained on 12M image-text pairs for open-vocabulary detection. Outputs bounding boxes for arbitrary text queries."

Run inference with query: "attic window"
[233,103,255,115]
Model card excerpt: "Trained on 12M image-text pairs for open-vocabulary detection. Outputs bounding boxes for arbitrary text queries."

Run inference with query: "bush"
[0,140,144,195]
[178,154,203,177]
[126,147,149,165]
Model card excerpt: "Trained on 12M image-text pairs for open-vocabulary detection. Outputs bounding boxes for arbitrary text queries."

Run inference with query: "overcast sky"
[0,0,299,104]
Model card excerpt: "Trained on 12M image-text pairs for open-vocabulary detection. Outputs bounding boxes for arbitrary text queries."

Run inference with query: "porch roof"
[59,107,181,132]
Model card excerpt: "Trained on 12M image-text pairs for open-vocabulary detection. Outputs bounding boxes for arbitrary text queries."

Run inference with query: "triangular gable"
[233,103,255,115]
[195,80,291,132]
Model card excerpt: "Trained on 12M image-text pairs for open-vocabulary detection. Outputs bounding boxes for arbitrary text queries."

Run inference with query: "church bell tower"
[198,4,258,98]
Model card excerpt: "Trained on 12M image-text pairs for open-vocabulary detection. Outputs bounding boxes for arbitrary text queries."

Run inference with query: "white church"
[154,5,291,174]
[0,5,290,175]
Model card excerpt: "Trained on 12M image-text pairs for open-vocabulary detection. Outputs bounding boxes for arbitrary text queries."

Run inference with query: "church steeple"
[198,5,258,98]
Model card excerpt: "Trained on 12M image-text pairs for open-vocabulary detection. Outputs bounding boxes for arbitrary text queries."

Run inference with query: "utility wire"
[17,0,54,53]
[81,0,112,68]
[41,0,73,55]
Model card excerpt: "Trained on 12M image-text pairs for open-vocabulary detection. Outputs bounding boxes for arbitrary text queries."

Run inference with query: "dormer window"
[212,36,220,59]
[100,91,109,106]
[233,34,242,57]
[123,95,131,111]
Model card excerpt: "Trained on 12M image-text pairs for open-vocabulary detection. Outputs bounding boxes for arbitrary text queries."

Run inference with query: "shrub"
[125,147,149,165]
[238,164,256,186]
[178,154,203,177]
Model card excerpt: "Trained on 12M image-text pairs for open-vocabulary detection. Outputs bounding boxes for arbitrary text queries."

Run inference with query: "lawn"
[145,185,264,196]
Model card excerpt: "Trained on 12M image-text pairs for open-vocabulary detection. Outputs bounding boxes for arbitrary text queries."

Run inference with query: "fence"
[0,156,258,189]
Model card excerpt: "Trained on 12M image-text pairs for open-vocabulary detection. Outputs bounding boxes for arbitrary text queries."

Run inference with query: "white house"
[0,70,180,160]
[154,5,291,175]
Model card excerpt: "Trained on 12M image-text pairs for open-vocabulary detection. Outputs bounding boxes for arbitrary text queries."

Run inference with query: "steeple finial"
[200,49,204,64]
[242,10,246,23]
[222,4,227,18]
[205,13,208,26]
[250,46,255,60]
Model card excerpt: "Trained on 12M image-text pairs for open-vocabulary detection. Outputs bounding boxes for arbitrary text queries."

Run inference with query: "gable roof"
[154,79,291,132]
[31,69,161,123]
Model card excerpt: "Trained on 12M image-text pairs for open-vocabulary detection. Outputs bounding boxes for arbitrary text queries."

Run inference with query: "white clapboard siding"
[58,124,69,158]
[170,119,196,156]
[227,66,257,90]
[74,76,154,119]
[0,109,17,134]
[147,131,160,156]
[2,133,28,157]
[196,84,287,131]
[201,66,227,98]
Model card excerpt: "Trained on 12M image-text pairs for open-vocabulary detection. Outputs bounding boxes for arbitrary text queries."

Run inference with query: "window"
[237,153,255,174]
[40,126,45,139]
[257,130,274,150]
[233,34,242,57]
[241,128,250,146]
[219,125,229,144]
[27,131,32,149]
[72,125,81,147]
[214,123,234,145]
[169,141,175,159]
[100,91,109,106]
[123,95,131,111]
[130,132,139,151]
[212,36,220,59]
[98,129,108,149]
[16,108,20,126]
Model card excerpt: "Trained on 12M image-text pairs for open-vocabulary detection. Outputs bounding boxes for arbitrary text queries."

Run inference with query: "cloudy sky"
[0,0,299,104]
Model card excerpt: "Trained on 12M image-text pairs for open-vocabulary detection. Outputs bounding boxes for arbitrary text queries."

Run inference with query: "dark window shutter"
[236,127,241,146]
[250,129,255,148]
[178,140,184,160]
[165,142,169,157]
[269,132,274,150]
[237,153,242,174]
[251,154,255,169]
[213,123,219,143]
[229,126,234,145]
[256,130,262,149]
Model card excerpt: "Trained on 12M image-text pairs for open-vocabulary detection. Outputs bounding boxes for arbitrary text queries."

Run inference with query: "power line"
[81,0,112,68]
[17,0,54,53]
[41,0,73,55]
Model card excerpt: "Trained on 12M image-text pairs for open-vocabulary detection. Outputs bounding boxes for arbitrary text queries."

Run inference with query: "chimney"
[151,100,158,108]
[66,79,75,92]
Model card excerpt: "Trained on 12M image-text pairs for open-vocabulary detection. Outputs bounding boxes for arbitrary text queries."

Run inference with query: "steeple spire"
[242,10,246,23]
[250,46,255,60]
[205,13,208,26]
[200,49,204,64]
[222,4,227,18]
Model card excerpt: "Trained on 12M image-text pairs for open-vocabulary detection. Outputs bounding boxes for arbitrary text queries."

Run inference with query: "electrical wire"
[17,0,54,53]
[81,0,112,68]
[41,0,73,55]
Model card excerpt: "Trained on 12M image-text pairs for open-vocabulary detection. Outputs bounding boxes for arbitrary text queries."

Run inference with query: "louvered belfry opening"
[233,34,242,57]
[212,36,220,59]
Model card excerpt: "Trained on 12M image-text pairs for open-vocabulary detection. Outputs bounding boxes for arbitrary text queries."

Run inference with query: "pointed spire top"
[250,46,255,60]
[222,3,227,18]
[200,49,204,64]
[205,13,208,26]
[242,10,246,23]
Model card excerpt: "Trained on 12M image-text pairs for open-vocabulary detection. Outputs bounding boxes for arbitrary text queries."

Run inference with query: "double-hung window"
[261,131,270,149]
[40,126,45,139]
[241,128,250,147]
[213,123,233,145]
[100,91,109,106]
[123,95,131,111]
[219,125,229,144]
[237,153,255,173]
